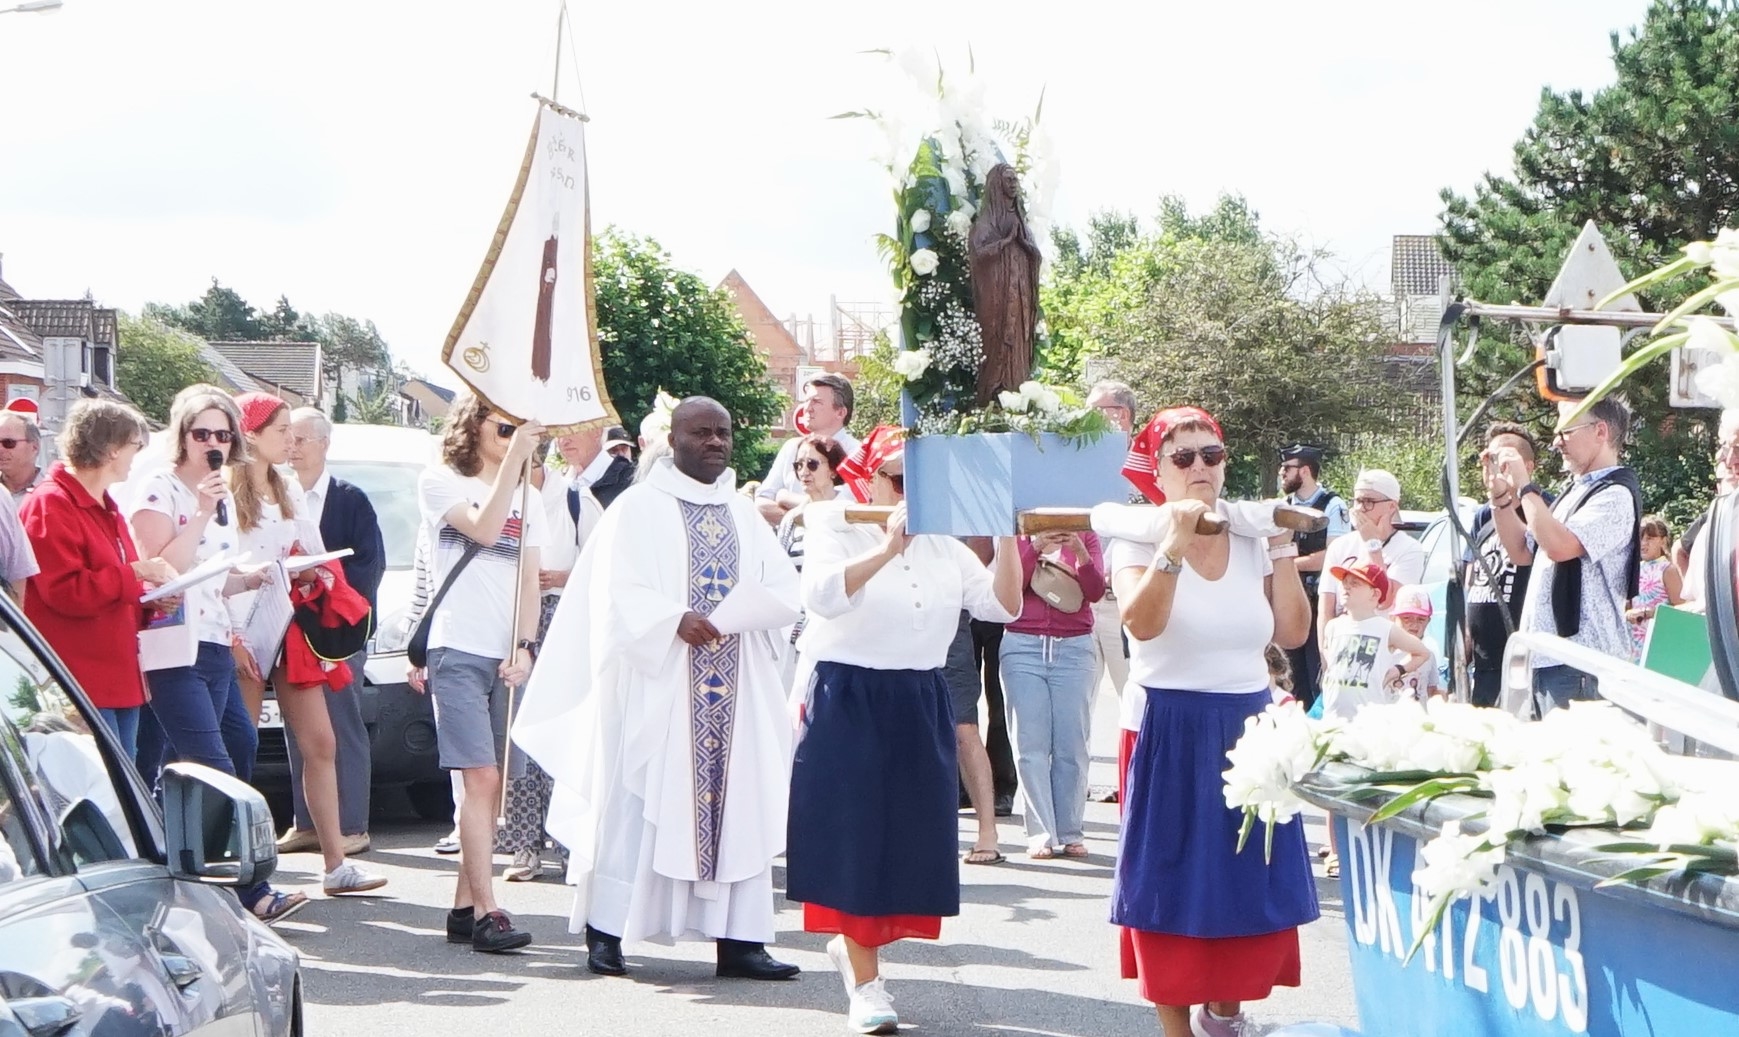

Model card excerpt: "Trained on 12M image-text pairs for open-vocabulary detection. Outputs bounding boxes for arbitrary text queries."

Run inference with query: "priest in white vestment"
[514,397,803,981]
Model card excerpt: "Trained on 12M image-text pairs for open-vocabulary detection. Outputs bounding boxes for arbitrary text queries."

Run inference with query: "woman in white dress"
[228,392,385,897]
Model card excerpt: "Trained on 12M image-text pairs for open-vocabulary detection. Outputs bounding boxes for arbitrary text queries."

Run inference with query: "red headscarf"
[1121,406,1224,504]
[837,424,906,504]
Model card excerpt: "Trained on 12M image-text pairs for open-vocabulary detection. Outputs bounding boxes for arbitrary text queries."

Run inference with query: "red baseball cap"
[4,397,38,415]
[1329,558,1391,601]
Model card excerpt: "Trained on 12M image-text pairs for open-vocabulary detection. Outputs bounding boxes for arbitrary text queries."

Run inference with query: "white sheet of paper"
[236,548,353,577]
[707,577,800,636]
[240,563,295,675]
[139,552,250,604]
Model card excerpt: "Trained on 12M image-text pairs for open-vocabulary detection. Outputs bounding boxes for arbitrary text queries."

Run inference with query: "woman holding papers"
[785,425,1023,1035]
[20,401,171,760]
[226,392,385,898]
[128,390,309,923]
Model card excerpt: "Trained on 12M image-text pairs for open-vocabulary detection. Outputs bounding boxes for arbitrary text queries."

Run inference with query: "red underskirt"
[803,904,942,948]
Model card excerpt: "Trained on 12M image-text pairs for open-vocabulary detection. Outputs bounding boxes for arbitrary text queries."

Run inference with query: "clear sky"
[0,0,1652,389]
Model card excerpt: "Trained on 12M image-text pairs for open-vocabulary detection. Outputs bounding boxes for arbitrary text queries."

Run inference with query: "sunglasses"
[0,438,27,450]
[793,458,825,472]
[189,427,235,444]
[1165,445,1227,469]
[877,468,905,491]
[495,422,517,439]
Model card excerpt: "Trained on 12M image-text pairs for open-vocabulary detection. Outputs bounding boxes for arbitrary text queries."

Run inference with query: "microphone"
[206,449,228,526]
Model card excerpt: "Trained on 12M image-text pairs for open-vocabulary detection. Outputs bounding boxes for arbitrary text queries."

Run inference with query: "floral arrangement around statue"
[841,50,1106,443]
[1225,697,1739,960]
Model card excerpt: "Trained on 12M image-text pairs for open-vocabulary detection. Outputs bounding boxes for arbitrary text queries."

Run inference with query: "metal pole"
[1461,301,1737,330]
[1438,276,1470,701]
[551,2,565,102]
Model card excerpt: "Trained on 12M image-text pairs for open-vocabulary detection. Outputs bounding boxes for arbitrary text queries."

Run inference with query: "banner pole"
[497,451,538,828]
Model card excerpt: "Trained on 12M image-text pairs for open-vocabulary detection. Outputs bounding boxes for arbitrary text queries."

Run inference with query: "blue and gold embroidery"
[680,499,740,882]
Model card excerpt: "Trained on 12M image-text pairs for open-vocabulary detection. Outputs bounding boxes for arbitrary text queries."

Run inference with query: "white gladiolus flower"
[1018,380,1062,415]
[910,209,932,234]
[908,249,940,276]
[1717,290,1739,317]
[892,349,932,380]
[998,390,1026,412]
[1687,315,1738,355]
[1413,821,1504,903]
[1222,702,1324,826]
[1687,240,1715,265]
[1712,228,1739,279]
[1696,355,1739,411]
[943,164,969,201]
[1645,791,1739,850]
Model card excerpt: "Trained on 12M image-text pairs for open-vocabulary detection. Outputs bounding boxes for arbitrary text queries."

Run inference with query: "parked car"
[0,592,298,1037]
[1395,499,1480,690]
[253,424,452,822]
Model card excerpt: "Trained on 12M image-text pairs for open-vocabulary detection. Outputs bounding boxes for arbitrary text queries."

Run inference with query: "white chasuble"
[514,458,800,944]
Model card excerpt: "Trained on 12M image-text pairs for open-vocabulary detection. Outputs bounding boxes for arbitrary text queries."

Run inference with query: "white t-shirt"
[1105,517,1275,731]
[1317,529,1427,616]
[226,477,323,635]
[755,429,862,502]
[418,466,545,659]
[131,469,239,645]
[1321,613,1401,720]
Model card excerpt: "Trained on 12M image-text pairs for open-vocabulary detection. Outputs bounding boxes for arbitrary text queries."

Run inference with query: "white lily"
[997,389,1026,412]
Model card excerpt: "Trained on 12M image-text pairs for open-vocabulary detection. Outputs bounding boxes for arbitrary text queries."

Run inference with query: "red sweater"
[1009,532,1107,637]
[20,463,147,709]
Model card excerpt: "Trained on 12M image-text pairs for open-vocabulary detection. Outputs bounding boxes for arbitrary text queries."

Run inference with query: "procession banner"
[442,98,617,433]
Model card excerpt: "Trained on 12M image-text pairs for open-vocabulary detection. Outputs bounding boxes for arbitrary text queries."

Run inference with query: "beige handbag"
[1030,556,1085,612]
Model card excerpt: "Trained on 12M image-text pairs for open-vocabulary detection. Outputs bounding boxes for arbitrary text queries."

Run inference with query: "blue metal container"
[902,430,1131,536]
[1298,770,1739,1037]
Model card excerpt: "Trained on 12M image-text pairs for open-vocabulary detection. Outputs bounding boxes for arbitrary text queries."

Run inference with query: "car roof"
[326,423,440,466]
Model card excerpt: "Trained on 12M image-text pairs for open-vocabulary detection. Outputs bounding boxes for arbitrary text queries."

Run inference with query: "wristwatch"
[1153,551,1184,575]
[1518,482,1545,502]
[516,638,541,658]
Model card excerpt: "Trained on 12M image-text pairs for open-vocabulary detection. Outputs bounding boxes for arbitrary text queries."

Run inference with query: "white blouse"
[130,470,239,646]
[799,502,1016,671]
[226,477,325,632]
[1106,507,1275,728]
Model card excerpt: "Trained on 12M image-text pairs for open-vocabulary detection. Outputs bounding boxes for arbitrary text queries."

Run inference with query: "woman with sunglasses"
[128,389,309,923]
[786,425,1023,1035]
[227,392,386,900]
[775,434,851,565]
[1106,406,1316,1037]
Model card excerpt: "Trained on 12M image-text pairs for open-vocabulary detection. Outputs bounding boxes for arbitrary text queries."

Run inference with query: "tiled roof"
[0,275,18,302]
[0,302,43,365]
[1391,235,1458,297]
[195,341,262,395]
[208,340,322,399]
[405,377,455,403]
[10,299,101,340]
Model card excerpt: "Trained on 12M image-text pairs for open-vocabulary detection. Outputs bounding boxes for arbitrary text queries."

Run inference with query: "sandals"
[1029,847,1057,860]
[1062,843,1090,858]
[252,890,309,926]
[963,848,1006,865]
[1324,853,1341,879]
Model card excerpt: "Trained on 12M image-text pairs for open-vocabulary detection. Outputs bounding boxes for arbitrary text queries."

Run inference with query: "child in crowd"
[1265,643,1296,707]
[1319,560,1431,721]
[1391,586,1447,701]
[1626,514,1683,661]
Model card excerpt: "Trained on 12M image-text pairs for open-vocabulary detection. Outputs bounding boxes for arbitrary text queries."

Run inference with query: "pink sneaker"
[1191,1006,1270,1037]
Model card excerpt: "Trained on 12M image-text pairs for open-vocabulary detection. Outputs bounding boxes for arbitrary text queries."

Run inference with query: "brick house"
[0,264,131,434]
[718,270,865,433]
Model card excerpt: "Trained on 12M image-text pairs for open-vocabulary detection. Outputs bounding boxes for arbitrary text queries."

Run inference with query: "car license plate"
[259,699,283,729]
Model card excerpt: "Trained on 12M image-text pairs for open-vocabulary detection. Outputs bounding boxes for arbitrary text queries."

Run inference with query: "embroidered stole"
[679,500,741,882]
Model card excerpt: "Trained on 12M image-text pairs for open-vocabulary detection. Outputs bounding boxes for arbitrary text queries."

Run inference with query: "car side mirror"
[161,762,277,888]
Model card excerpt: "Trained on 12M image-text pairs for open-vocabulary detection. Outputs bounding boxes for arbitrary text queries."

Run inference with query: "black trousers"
[1283,584,1324,709]
[971,619,1018,798]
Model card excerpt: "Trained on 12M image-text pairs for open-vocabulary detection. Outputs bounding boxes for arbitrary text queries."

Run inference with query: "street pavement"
[266,683,1362,1036]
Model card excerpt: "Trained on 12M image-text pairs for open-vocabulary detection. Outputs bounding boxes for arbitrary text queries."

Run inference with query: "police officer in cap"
[1278,444,1350,707]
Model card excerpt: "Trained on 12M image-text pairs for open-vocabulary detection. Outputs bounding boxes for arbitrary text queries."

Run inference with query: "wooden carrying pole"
[797,503,1326,538]
[497,451,537,827]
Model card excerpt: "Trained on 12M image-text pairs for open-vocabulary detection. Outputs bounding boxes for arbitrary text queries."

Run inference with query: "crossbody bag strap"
[423,541,483,624]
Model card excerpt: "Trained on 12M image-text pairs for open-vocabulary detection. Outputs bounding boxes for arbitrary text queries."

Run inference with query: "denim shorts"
[427,646,525,777]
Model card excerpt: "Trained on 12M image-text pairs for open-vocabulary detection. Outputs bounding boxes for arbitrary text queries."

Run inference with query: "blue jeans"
[1532,664,1599,718]
[998,631,1098,850]
[138,642,259,789]
[96,707,141,762]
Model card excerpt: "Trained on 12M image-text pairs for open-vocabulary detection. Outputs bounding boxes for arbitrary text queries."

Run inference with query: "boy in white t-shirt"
[1320,560,1431,721]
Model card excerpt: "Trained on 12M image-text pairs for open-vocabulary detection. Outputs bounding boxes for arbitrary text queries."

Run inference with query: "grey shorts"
[942,610,981,725]
[427,646,525,777]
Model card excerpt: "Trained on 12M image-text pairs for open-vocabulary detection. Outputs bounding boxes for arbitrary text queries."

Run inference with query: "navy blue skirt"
[786,661,961,918]
[1111,687,1319,938]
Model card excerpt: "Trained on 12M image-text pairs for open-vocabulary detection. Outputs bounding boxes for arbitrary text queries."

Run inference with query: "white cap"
[1355,469,1402,504]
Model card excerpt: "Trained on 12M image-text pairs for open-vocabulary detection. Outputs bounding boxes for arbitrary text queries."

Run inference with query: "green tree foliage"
[849,331,907,436]
[346,383,399,425]
[1438,0,1737,519]
[593,229,783,474]
[1044,196,1394,496]
[116,313,220,424]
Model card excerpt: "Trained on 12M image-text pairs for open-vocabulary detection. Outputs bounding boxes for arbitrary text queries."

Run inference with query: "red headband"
[1122,406,1223,503]
[837,424,906,504]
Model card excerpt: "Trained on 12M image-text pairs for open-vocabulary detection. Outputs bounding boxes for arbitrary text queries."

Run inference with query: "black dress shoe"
[994,793,1015,818]
[585,925,627,976]
[715,939,800,980]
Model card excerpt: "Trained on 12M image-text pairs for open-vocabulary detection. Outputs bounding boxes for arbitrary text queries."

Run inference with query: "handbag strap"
[423,541,483,626]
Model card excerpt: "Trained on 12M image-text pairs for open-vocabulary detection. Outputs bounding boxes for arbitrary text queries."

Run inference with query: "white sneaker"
[1190,1005,1271,1037]
[323,861,388,895]
[847,976,898,1035]
[433,831,460,855]
[504,848,541,882]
